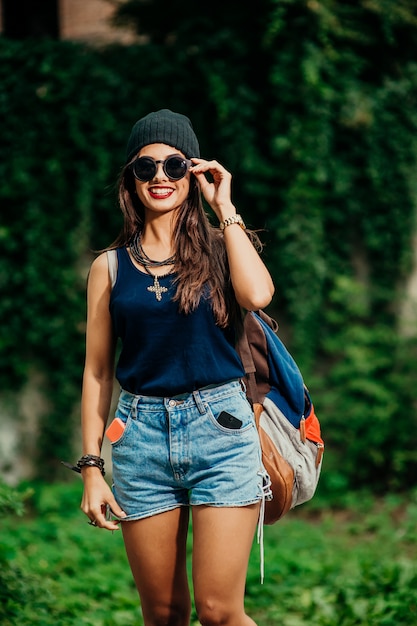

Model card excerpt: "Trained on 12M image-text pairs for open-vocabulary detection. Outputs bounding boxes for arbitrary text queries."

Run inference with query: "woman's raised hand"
[190,159,235,222]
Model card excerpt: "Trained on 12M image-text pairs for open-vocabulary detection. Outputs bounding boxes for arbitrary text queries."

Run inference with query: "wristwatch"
[219,214,246,231]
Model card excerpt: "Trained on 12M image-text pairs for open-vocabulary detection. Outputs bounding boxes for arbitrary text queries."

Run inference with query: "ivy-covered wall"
[1,0,417,491]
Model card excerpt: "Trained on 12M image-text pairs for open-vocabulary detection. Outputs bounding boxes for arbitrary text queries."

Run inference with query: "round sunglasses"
[130,155,192,182]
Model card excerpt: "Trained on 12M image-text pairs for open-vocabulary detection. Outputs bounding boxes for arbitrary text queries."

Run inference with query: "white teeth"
[150,187,172,195]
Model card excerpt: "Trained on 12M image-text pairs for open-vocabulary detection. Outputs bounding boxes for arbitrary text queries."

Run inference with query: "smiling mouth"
[149,187,174,198]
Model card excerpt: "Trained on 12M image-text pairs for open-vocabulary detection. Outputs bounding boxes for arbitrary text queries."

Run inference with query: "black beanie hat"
[126,109,200,163]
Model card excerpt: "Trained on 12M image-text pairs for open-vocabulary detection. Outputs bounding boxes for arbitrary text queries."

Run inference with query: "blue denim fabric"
[110,380,269,520]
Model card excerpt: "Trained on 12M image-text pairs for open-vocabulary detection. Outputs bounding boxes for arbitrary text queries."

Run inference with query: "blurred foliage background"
[1,0,417,495]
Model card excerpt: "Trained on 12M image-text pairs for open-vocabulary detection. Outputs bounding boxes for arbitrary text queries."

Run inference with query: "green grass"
[1,481,417,625]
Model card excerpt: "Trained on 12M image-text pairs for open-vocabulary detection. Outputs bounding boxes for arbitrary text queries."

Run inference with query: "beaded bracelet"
[77,454,105,476]
[61,454,106,477]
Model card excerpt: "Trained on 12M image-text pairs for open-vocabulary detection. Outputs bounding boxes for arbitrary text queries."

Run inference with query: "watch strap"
[219,214,246,231]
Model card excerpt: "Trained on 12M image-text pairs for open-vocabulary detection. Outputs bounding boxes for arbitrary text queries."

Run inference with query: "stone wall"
[58,0,137,45]
[0,0,137,44]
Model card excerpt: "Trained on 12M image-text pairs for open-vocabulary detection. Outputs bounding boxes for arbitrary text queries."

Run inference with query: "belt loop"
[128,393,137,419]
[134,394,140,416]
[192,390,206,414]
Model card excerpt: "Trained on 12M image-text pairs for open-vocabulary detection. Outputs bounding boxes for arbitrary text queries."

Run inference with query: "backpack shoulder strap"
[237,323,259,405]
[237,310,275,405]
[106,249,118,288]
[256,308,279,333]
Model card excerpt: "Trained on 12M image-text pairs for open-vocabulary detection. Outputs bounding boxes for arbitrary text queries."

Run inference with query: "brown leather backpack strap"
[236,323,260,405]
[257,308,279,332]
[242,311,272,404]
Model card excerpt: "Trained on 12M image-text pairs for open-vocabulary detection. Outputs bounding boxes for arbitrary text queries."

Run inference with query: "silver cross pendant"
[147,275,168,301]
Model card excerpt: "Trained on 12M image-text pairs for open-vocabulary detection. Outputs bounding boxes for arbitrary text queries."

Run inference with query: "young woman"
[79,109,274,626]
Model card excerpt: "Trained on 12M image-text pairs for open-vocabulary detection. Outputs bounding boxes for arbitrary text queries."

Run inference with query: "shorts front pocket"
[110,403,133,446]
[204,394,255,435]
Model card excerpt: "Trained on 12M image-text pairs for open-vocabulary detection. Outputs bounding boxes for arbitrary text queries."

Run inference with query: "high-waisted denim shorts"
[110,380,270,520]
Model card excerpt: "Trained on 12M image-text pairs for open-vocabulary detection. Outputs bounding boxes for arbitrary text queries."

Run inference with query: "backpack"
[237,310,324,524]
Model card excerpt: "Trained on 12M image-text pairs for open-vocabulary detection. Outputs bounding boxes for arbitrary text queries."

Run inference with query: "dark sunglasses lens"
[164,156,188,180]
[132,157,156,181]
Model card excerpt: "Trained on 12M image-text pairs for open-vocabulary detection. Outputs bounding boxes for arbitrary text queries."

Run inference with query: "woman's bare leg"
[122,506,191,626]
[192,504,259,626]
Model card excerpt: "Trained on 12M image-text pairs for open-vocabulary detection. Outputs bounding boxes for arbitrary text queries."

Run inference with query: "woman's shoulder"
[89,251,115,289]
[91,247,128,290]
[91,247,124,270]
[91,251,109,273]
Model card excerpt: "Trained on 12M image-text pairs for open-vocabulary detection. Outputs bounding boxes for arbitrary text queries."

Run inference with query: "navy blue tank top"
[109,247,245,396]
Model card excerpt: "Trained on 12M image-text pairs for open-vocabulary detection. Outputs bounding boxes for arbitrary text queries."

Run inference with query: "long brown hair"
[109,162,262,331]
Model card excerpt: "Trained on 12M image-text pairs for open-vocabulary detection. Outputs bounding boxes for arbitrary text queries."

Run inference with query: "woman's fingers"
[190,158,232,212]
[86,504,124,531]
[81,479,126,531]
[190,158,230,179]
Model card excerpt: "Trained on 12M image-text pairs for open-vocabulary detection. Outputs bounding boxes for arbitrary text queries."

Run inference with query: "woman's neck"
[142,210,178,255]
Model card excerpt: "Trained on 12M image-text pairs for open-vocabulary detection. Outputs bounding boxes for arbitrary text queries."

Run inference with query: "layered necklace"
[130,232,175,301]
